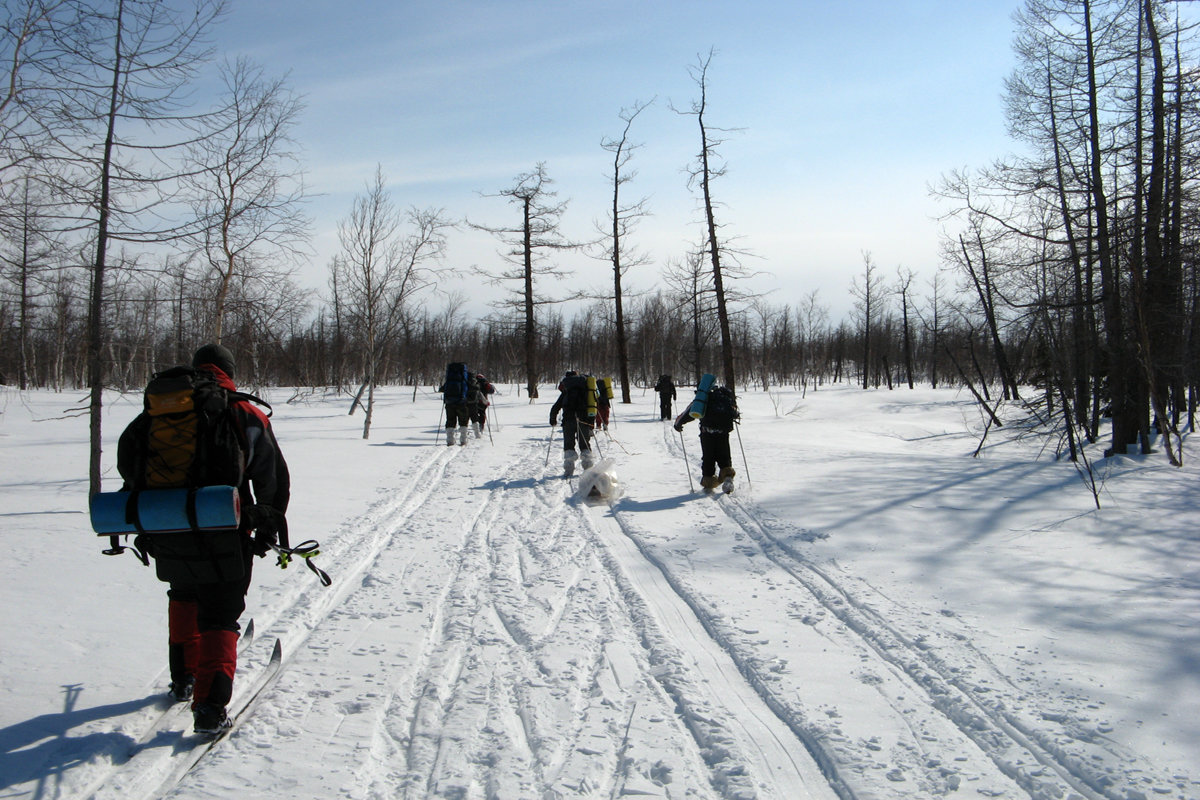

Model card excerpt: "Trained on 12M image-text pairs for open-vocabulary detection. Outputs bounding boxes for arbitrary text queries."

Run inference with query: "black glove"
[245,505,280,557]
[673,422,684,432]
[550,417,558,427]
[133,533,155,558]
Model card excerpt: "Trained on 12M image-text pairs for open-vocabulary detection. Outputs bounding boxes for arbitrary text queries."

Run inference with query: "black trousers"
[562,416,593,451]
[167,547,253,634]
[445,402,469,428]
[698,430,732,477]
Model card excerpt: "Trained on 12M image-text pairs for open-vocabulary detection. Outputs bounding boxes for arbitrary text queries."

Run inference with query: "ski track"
[72,407,1177,800]
[162,424,826,800]
[647,419,1176,800]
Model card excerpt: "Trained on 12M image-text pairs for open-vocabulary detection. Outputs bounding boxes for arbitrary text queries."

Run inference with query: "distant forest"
[3,1,1200,477]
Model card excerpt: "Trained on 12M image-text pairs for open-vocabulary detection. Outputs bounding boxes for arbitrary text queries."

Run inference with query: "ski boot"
[458,426,469,446]
[564,450,578,477]
[168,675,195,703]
[580,450,595,470]
[700,475,720,493]
[472,421,483,439]
[719,466,736,494]
[193,702,232,736]
[445,429,455,446]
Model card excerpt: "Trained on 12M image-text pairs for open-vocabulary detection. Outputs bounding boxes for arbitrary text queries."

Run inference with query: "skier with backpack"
[596,377,614,431]
[549,370,597,477]
[654,374,676,420]
[116,344,290,735]
[467,372,495,439]
[674,380,740,493]
[438,362,472,446]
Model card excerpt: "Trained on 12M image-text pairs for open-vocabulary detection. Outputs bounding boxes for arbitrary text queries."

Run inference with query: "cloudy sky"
[219,0,1024,320]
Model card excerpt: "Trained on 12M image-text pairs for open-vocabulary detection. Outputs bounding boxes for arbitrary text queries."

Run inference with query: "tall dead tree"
[680,50,738,392]
[471,163,581,400]
[599,99,653,405]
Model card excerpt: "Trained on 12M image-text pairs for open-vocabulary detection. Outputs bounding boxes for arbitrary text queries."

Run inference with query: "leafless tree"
[894,266,918,389]
[335,166,452,438]
[182,57,309,343]
[470,163,582,399]
[46,0,226,495]
[850,251,886,389]
[678,49,742,392]
[597,99,653,404]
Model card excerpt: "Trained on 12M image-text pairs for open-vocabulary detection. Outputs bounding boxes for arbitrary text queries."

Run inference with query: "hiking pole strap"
[269,540,332,587]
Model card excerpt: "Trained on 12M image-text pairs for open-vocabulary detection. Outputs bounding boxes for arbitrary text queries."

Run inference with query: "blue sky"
[220,1,1023,321]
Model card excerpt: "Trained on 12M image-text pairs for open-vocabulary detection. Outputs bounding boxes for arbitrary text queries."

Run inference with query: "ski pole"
[485,415,494,445]
[432,405,444,446]
[678,428,695,493]
[546,423,557,465]
[587,421,602,459]
[734,422,751,487]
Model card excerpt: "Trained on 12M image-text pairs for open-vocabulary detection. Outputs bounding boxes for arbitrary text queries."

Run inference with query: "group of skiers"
[107,344,740,738]
[437,362,495,445]
[548,371,615,476]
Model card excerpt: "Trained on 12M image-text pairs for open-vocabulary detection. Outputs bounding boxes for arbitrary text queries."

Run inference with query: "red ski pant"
[168,558,252,709]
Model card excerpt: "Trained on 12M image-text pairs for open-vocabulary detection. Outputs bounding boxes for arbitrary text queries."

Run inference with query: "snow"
[1,382,1197,799]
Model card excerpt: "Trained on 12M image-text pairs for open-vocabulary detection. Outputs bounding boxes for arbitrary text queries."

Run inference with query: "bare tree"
[47,0,227,495]
[183,57,309,343]
[471,163,581,399]
[895,266,917,389]
[598,99,653,405]
[850,251,886,389]
[0,174,59,389]
[678,49,741,392]
[795,289,829,394]
[335,167,452,438]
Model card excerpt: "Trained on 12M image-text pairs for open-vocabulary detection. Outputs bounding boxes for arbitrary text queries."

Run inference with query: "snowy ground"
[0,382,1197,799]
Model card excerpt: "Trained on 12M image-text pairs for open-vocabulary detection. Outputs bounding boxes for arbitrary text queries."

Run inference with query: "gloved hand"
[673,422,684,432]
[134,533,155,558]
[244,505,280,557]
[550,417,558,427]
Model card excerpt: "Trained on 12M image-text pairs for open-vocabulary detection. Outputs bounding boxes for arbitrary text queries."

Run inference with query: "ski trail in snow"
[172,427,801,799]
[716,493,1128,800]
[583,503,841,800]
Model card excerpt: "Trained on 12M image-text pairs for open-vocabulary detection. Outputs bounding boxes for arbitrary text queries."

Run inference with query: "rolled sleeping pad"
[689,373,717,418]
[90,485,241,534]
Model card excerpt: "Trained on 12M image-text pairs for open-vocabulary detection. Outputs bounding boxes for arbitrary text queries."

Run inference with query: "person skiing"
[467,372,496,439]
[117,343,290,735]
[654,374,676,420]
[438,362,472,446]
[549,370,596,477]
[674,382,739,493]
[596,377,613,431]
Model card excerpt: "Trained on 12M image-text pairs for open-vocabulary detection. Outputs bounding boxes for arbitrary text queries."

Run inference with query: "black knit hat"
[192,343,236,378]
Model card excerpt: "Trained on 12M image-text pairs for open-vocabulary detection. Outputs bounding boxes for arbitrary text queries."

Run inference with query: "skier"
[596,377,613,431]
[674,382,739,493]
[438,362,471,446]
[654,374,676,420]
[117,344,290,735]
[549,370,597,477]
[467,372,496,439]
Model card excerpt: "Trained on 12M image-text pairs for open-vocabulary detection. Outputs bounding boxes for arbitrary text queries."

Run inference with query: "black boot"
[193,702,232,736]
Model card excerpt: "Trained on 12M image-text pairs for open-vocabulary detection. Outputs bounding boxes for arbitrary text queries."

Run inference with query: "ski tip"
[269,638,282,663]
[242,618,255,644]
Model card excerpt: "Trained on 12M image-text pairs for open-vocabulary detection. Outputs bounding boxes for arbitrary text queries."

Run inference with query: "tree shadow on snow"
[0,687,161,792]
